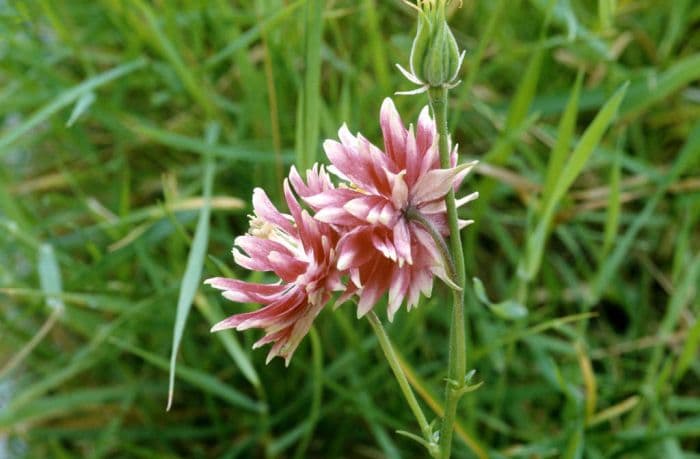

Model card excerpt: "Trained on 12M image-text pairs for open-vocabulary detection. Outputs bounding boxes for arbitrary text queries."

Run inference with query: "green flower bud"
[408,1,463,88]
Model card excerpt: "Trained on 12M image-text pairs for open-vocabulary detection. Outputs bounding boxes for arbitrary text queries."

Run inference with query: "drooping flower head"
[205,173,343,365]
[300,98,477,320]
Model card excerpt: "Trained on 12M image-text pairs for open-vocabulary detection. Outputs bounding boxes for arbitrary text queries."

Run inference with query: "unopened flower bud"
[397,1,465,95]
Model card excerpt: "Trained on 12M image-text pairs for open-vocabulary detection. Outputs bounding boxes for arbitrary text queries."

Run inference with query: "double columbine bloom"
[206,98,477,364]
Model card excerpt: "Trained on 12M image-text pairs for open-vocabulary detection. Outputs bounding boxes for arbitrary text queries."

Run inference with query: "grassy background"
[1,0,700,457]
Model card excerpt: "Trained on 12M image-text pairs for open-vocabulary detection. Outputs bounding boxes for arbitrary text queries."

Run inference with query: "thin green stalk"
[428,86,467,459]
[405,206,459,288]
[366,311,435,455]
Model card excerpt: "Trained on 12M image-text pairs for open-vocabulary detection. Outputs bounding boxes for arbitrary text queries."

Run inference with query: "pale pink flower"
[302,98,477,320]
[205,175,343,365]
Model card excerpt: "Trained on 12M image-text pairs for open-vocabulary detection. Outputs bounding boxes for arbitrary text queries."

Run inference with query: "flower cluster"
[206,98,477,365]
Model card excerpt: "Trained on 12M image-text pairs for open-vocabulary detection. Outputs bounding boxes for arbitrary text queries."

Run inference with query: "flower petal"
[252,188,294,234]
[411,161,477,204]
[393,220,412,266]
[380,98,407,167]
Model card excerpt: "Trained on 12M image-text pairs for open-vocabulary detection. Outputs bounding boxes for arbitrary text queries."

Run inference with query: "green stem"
[405,206,459,288]
[366,311,436,455]
[428,86,467,459]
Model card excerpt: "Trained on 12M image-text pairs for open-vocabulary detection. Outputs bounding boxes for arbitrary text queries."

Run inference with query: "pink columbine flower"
[301,98,478,320]
[205,175,343,365]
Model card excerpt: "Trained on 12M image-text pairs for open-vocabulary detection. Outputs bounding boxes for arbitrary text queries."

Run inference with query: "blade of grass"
[540,71,583,206]
[295,0,323,171]
[65,91,96,127]
[111,337,263,414]
[205,0,305,67]
[0,58,147,156]
[167,122,218,411]
[588,121,700,306]
[0,244,64,379]
[521,82,628,282]
[455,0,508,124]
[602,135,623,255]
[123,116,293,163]
[362,0,390,94]
[0,386,130,429]
[2,297,154,421]
[194,294,260,389]
[131,0,215,116]
[621,53,700,120]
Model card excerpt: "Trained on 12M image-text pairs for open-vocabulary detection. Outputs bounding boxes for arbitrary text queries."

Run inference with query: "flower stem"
[366,311,436,455]
[428,86,467,459]
[405,207,459,288]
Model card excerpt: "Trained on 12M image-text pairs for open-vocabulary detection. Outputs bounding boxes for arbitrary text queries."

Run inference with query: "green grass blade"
[296,0,323,171]
[124,116,293,163]
[485,43,545,165]
[167,123,218,411]
[621,53,700,120]
[205,0,305,67]
[522,82,628,281]
[65,91,96,127]
[541,71,583,206]
[0,58,147,156]
[602,137,623,255]
[589,121,700,305]
[545,83,628,214]
[132,0,215,116]
[38,243,64,312]
[195,296,260,389]
[0,386,129,428]
[0,244,64,379]
[362,0,390,94]
[111,338,263,414]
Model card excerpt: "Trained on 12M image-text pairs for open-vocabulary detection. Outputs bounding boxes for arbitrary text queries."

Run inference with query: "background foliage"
[1,0,699,457]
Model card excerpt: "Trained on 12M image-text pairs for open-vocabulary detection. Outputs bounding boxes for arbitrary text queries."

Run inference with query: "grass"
[1,0,700,457]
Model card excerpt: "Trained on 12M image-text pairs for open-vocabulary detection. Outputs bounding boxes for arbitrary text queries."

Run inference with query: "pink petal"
[404,125,420,185]
[393,220,412,266]
[338,123,356,148]
[289,164,334,200]
[314,206,363,226]
[304,188,361,209]
[343,196,383,223]
[355,258,393,317]
[416,106,436,155]
[252,188,294,234]
[387,268,410,321]
[336,230,375,270]
[380,98,407,167]
[418,136,440,178]
[267,250,306,282]
[378,202,397,226]
[205,277,287,303]
[283,179,303,230]
[387,170,408,209]
[371,231,397,261]
[236,235,291,261]
[411,161,476,204]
